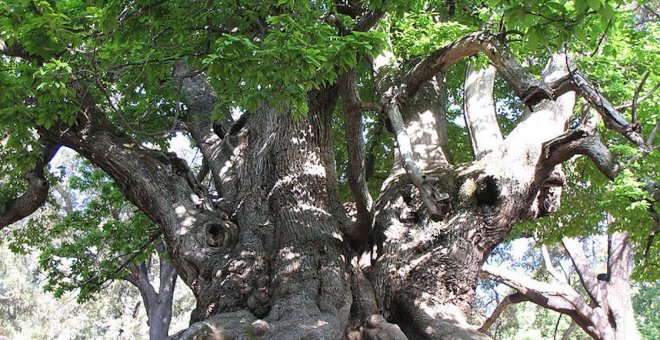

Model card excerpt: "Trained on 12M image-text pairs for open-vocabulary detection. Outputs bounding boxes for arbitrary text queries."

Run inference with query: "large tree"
[0,0,657,339]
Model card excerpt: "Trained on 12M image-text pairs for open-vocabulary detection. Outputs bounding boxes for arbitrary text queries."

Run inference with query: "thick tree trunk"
[171,89,356,339]
[2,6,650,337]
[31,33,643,339]
[45,58,574,339]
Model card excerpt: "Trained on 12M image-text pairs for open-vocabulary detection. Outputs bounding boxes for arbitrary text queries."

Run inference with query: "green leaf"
[598,3,616,19]
[587,0,602,10]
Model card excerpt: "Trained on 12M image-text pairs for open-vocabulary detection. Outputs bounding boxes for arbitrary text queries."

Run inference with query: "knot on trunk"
[205,215,238,248]
[476,175,500,207]
[538,167,565,217]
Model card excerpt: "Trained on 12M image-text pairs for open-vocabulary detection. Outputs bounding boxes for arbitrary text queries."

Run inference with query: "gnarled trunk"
[16,27,644,339]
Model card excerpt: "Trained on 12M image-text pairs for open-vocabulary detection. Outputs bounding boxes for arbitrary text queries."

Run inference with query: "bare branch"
[616,82,659,112]
[478,293,527,332]
[647,120,660,145]
[632,72,650,125]
[590,19,612,57]
[562,321,577,340]
[542,244,567,283]
[54,184,75,214]
[0,140,60,229]
[569,70,649,152]
[482,265,601,339]
[385,96,443,219]
[561,238,601,306]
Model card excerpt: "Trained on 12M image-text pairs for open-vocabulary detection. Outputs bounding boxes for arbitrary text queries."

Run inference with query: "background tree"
[0,0,657,339]
[0,231,195,339]
[4,150,184,339]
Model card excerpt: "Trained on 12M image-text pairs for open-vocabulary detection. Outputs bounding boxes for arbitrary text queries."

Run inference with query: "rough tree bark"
[0,20,648,340]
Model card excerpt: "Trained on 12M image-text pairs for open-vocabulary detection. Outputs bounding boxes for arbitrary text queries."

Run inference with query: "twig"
[616,82,659,112]
[553,313,563,340]
[591,19,612,57]
[631,71,650,125]
[644,206,659,259]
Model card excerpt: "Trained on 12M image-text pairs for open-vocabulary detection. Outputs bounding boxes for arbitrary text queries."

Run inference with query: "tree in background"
[5,152,182,340]
[0,233,195,339]
[0,0,657,338]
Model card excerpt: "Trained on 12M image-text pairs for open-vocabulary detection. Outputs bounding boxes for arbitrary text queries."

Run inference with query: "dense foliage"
[0,0,658,338]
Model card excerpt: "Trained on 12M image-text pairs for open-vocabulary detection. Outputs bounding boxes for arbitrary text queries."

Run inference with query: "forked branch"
[396,31,647,152]
[481,265,601,339]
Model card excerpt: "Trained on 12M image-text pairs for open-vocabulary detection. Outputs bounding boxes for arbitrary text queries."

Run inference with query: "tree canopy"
[0,0,658,339]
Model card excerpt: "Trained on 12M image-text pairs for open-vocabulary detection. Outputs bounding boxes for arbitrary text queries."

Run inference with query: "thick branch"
[128,261,158,313]
[478,292,528,332]
[385,97,442,219]
[542,116,618,180]
[353,10,385,32]
[463,63,502,160]
[157,241,178,297]
[395,31,646,152]
[172,61,234,196]
[570,70,649,152]
[0,140,60,229]
[196,157,210,185]
[39,82,227,289]
[338,69,374,243]
[402,32,538,101]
